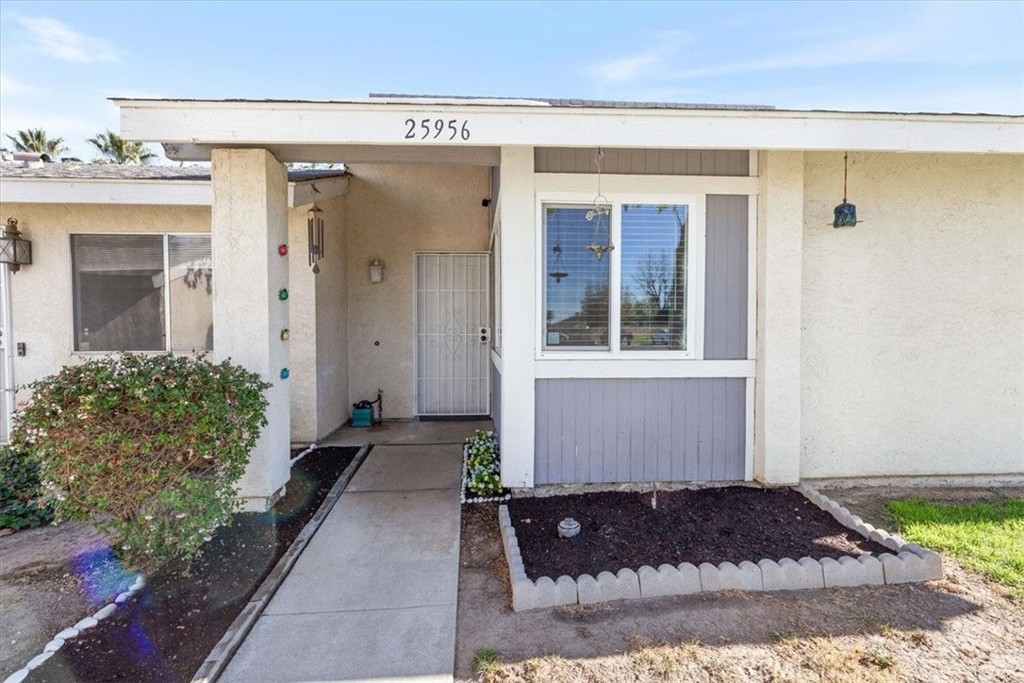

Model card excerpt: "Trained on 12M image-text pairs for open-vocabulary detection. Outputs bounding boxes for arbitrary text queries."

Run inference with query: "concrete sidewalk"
[219,443,464,683]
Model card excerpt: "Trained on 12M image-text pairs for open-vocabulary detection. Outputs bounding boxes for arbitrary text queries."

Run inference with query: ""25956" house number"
[404,118,471,141]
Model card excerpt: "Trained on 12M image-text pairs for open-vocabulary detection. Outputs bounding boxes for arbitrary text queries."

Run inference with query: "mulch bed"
[26,446,360,683]
[506,486,892,580]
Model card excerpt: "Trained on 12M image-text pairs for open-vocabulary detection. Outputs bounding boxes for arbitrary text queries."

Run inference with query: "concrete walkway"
[219,440,466,683]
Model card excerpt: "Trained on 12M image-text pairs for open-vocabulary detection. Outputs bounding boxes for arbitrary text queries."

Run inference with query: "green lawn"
[887,498,1024,594]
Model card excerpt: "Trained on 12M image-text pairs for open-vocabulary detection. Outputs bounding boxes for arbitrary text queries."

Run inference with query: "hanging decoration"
[278,244,288,256]
[586,148,614,260]
[279,288,289,300]
[308,184,325,274]
[548,214,569,283]
[832,152,859,228]
[280,368,290,380]
[280,329,290,341]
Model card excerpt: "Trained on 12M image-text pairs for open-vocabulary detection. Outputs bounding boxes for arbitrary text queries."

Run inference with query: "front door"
[415,253,490,416]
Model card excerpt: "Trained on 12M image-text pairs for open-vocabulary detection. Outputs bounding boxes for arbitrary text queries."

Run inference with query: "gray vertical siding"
[534,378,746,484]
[491,360,502,437]
[704,195,749,360]
[535,148,749,176]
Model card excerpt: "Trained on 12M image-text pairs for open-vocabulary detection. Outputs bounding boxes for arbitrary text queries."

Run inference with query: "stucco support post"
[755,151,804,484]
[211,148,291,509]
[499,146,536,487]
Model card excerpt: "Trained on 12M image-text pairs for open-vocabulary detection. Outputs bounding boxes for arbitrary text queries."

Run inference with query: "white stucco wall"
[287,194,348,442]
[801,152,1024,479]
[315,195,349,437]
[344,164,491,418]
[0,202,212,401]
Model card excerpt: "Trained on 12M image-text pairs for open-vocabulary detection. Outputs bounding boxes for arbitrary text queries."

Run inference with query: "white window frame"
[69,232,212,354]
[536,191,705,361]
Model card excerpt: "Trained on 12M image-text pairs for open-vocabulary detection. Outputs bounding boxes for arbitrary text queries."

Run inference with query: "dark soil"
[507,487,892,580]
[26,446,360,683]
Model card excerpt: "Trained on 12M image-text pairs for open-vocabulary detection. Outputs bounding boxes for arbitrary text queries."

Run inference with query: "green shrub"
[11,353,270,571]
[0,446,54,531]
[465,430,502,497]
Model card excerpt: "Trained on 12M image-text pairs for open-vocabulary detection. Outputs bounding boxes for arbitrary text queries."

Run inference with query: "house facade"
[1,96,1021,508]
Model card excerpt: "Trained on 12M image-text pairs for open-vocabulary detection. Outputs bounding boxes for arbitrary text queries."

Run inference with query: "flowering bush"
[465,430,502,497]
[0,446,54,531]
[11,354,269,571]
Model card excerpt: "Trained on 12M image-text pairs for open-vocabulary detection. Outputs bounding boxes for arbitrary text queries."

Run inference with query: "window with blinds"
[543,206,610,349]
[620,204,688,350]
[71,234,212,353]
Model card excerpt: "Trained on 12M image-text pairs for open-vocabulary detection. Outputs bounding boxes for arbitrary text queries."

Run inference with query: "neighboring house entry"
[414,252,490,417]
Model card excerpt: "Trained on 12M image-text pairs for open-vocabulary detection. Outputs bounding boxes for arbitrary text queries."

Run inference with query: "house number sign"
[404,118,471,141]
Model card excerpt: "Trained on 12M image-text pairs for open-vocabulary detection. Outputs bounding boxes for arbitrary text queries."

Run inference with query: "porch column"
[211,148,291,509]
[499,146,536,487]
[754,151,804,484]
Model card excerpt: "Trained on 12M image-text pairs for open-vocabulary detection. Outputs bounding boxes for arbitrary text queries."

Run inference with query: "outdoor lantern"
[0,218,32,272]
[308,203,325,275]
[368,258,385,284]
[832,152,859,228]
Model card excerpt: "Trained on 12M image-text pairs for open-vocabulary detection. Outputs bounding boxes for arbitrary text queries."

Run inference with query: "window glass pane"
[543,206,610,348]
[620,204,688,350]
[168,235,213,352]
[71,235,165,351]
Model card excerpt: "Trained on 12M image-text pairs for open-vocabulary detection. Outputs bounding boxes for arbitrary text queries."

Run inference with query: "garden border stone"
[3,572,146,683]
[190,444,372,683]
[497,483,944,612]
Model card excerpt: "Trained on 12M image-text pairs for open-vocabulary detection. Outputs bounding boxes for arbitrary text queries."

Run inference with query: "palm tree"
[4,128,67,157]
[88,130,157,165]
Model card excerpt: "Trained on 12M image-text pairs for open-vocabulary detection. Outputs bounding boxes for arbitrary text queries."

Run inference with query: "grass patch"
[887,497,1024,591]
[474,648,503,682]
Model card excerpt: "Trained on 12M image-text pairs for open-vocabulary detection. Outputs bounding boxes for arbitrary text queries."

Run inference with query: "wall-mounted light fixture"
[368,258,385,284]
[832,152,859,229]
[0,218,32,272]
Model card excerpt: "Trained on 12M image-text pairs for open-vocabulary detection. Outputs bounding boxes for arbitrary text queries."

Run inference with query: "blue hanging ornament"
[833,152,859,228]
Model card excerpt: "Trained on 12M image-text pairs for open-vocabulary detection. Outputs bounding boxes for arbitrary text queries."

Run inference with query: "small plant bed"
[23,446,359,683]
[507,487,888,579]
[461,430,511,504]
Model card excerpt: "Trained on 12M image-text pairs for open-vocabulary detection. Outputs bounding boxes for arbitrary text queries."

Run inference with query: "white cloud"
[586,2,1022,85]
[0,73,38,95]
[586,30,692,83]
[12,14,121,64]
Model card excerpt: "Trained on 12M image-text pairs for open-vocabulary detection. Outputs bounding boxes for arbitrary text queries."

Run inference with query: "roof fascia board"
[164,142,501,165]
[0,176,347,207]
[0,178,212,206]
[117,100,1024,155]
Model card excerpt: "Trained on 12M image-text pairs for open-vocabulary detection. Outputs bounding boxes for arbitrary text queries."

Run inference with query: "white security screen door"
[415,253,490,416]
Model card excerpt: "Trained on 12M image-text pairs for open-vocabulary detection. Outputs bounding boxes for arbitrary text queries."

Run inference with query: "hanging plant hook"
[586,147,615,260]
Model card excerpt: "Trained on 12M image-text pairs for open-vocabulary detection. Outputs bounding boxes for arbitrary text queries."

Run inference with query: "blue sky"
[1,1,1021,162]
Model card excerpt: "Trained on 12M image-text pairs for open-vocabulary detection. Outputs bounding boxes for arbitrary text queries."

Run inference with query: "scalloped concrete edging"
[190,444,371,683]
[497,487,943,612]
[3,574,146,683]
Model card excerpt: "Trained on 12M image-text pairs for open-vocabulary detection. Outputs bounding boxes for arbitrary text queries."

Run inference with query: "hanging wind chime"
[832,152,859,228]
[586,147,614,260]
[548,213,569,283]
[308,184,325,274]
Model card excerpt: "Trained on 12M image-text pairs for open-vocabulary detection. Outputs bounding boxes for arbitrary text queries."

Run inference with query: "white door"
[415,253,490,416]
